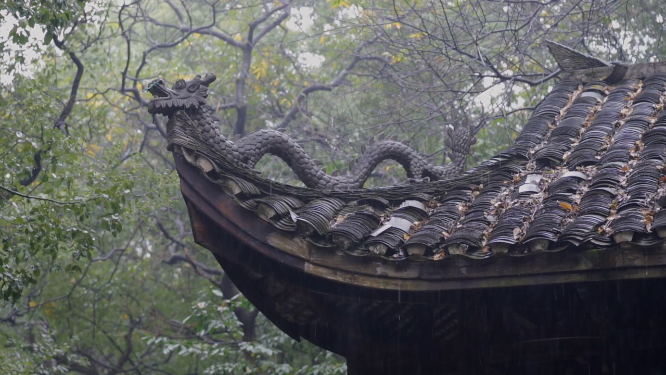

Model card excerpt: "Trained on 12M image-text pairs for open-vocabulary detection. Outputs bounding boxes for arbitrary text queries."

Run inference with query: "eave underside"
[181,164,666,374]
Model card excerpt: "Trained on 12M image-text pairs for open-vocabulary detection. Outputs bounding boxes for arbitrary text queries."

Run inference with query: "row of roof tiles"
[185,74,666,261]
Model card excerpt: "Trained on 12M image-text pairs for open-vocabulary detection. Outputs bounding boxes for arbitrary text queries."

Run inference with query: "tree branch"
[53,35,84,135]
[18,148,44,186]
[250,3,292,45]
[278,38,386,128]
[0,184,98,205]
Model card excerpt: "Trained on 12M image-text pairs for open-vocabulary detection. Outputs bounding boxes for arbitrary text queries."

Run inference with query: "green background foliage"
[1,0,665,373]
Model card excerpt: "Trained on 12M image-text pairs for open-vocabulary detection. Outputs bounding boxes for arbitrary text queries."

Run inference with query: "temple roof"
[168,51,666,264]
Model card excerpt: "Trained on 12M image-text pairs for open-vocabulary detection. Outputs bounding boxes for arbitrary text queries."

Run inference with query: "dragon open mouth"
[146,79,175,114]
[146,79,170,98]
[146,74,216,115]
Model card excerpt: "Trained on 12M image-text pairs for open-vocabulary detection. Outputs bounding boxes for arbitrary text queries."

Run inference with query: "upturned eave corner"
[545,39,666,82]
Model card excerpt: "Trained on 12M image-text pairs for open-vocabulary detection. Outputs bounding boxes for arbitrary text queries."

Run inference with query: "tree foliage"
[1,0,665,373]
[0,0,91,69]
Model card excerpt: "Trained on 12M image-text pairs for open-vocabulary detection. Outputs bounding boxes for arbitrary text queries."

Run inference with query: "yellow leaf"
[279,98,291,106]
[329,0,351,8]
[559,201,573,211]
[44,302,56,318]
[390,53,403,64]
[251,60,269,79]
[86,143,100,157]
[409,32,427,39]
[558,202,579,211]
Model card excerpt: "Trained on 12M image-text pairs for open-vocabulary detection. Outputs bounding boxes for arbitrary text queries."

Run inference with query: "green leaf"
[43,31,53,45]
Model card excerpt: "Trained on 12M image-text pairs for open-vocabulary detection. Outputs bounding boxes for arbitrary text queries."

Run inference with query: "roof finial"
[545,40,610,71]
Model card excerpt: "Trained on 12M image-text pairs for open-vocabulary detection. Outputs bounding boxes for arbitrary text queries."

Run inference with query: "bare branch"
[278,37,387,128]
[251,3,292,44]
[53,34,84,135]
[0,184,98,205]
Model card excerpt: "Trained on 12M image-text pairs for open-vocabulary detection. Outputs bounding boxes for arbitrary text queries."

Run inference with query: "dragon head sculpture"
[146,73,216,115]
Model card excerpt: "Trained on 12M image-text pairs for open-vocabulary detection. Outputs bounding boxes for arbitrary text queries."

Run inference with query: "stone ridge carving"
[147,74,469,190]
